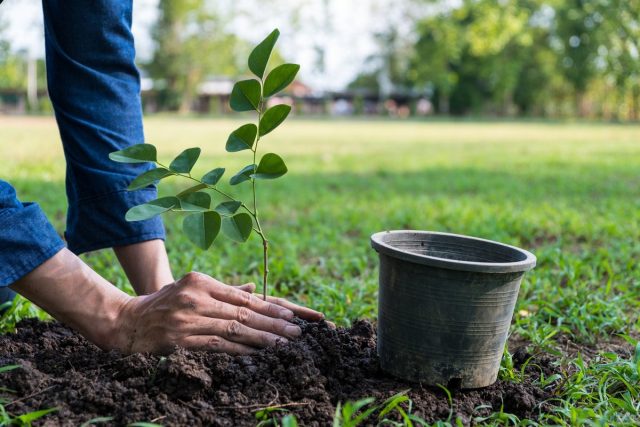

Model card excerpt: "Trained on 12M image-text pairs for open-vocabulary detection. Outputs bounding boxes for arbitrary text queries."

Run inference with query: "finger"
[197,300,302,339]
[180,335,256,355]
[207,282,295,321]
[234,282,256,293]
[188,318,288,349]
[257,295,325,322]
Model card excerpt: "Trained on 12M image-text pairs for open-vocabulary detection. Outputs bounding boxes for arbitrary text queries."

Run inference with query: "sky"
[0,0,423,90]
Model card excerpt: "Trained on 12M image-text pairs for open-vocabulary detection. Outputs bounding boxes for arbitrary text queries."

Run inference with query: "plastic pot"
[371,230,536,389]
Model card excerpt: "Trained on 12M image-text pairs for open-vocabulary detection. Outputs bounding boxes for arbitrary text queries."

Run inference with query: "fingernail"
[281,309,294,320]
[285,325,302,338]
[276,337,289,345]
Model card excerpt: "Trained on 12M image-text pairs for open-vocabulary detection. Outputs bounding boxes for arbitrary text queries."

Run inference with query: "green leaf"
[109,144,157,163]
[281,415,299,427]
[169,147,201,173]
[214,201,242,215]
[202,168,225,185]
[259,104,291,136]
[378,390,410,419]
[183,211,221,250]
[222,212,253,242]
[176,183,207,197]
[263,64,300,97]
[252,153,288,180]
[248,28,280,78]
[230,79,261,112]
[178,191,211,211]
[127,167,173,191]
[17,407,58,424]
[226,124,257,152]
[0,364,20,373]
[125,197,179,221]
[229,164,257,185]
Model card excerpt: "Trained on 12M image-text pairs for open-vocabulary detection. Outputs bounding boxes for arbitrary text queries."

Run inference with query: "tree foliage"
[350,0,640,119]
[146,0,245,112]
[0,20,26,91]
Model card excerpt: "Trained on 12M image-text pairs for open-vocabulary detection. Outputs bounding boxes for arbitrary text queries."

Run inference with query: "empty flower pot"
[371,230,536,389]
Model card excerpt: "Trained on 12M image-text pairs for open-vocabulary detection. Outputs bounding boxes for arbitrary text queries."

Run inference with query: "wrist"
[95,292,137,352]
[10,249,139,352]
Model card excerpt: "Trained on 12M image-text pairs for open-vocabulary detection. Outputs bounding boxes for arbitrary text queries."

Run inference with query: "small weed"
[80,417,115,426]
[0,296,49,334]
[255,407,294,426]
[127,423,164,427]
[473,404,521,426]
[331,390,433,427]
[0,407,59,427]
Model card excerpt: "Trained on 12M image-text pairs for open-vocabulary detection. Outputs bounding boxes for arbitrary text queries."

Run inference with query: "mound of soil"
[0,318,557,426]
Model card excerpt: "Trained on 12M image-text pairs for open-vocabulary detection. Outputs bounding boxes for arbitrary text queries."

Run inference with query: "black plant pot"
[371,230,536,388]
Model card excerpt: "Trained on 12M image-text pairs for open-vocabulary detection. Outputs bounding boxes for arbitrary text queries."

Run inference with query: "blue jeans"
[0,0,165,298]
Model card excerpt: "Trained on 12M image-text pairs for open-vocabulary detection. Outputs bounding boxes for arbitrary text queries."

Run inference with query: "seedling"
[110,29,298,299]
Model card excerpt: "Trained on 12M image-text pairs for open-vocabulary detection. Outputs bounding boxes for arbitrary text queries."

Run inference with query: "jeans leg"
[42,0,165,254]
[0,180,65,287]
[0,287,16,312]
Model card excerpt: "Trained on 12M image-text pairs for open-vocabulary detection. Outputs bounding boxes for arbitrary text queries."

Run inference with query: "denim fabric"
[0,287,16,313]
[0,0,165,290]
[0,182,65,287]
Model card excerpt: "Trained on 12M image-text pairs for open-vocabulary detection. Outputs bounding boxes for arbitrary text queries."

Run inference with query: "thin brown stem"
[262,238,269,301]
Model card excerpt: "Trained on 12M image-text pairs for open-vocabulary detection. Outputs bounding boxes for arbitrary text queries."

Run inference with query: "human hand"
[112,272,324,354]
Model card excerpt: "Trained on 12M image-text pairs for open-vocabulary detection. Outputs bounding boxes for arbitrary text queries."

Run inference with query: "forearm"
[9,248,131,350]
[113,239,174,295]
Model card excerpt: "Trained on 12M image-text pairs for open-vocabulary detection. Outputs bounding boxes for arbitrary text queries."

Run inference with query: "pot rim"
[371,230,536,273]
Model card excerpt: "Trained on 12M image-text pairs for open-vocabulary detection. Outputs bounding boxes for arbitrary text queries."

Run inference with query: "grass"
[1,116,639,425]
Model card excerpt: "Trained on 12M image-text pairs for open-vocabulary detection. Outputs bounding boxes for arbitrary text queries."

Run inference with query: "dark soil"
[0,318,560,426]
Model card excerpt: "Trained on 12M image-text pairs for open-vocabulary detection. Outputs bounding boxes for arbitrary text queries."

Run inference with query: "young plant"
[109,29,298,299]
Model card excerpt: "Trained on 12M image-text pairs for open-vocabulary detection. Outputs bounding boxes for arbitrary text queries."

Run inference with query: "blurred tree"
[597,0,640,119]
[552,0,603,116]
[467,0,533,115]
[410,0,557,115]
[0,20,26,91]
[392,0,639,119]
[547,0,640,118]
[349,1,423,102]
[410,12,463,114]
[348,71,380,93]
[147,0,244,113]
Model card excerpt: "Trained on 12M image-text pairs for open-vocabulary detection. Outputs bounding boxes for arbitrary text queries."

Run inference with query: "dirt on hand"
[0,318,557,426]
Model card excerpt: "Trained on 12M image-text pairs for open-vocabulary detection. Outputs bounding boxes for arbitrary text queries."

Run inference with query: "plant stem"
[252,219,268,301]
[261,236,269,301]
[252,95,269,300]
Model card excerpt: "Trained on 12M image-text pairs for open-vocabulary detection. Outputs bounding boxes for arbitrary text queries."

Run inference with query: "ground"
[0,116,639,425]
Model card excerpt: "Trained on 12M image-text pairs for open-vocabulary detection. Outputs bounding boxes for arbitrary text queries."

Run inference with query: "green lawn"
[1,116,640,425]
